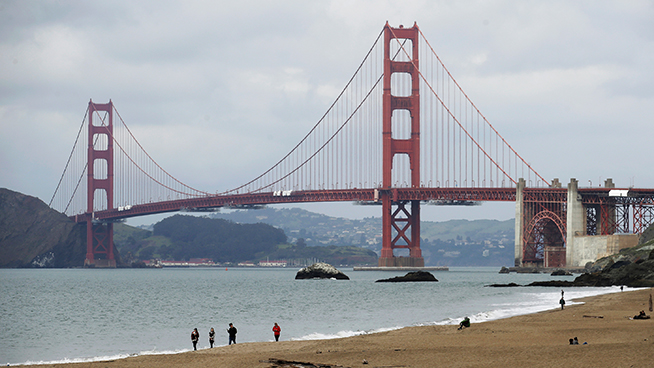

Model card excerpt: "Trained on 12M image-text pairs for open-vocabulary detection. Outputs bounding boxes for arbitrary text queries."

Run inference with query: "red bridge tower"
[85,100,116,267]
[378,23,424,267]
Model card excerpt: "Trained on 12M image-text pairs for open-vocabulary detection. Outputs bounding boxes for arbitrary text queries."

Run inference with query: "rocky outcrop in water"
[0,188,89,267]
[488,257,654,288]
[375,271,438,283]
[573,258,654,287]
[486,282,521,287]
[551,269,573,276]
[295,262,350,280]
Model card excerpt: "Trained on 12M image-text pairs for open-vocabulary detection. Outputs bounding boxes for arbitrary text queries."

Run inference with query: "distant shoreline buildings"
[143,258,302,268]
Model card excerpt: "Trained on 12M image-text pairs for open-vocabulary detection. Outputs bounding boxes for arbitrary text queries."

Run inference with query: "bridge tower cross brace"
[85,100,116,267]
[378,23,424,268]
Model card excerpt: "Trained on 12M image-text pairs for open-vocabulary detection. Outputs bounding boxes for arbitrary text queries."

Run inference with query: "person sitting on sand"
[633,310,650,319]
[458,317,471,330]
[573,337,579,345]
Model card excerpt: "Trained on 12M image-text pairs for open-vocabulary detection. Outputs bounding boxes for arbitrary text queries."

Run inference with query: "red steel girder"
[523,188,567,203]
[83,187,521,222]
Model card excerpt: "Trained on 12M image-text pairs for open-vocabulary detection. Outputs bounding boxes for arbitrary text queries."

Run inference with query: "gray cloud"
[2,0,653,224]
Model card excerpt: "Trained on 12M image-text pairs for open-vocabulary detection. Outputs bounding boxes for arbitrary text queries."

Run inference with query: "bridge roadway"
[73,186,654,224]
[73,187,518,223]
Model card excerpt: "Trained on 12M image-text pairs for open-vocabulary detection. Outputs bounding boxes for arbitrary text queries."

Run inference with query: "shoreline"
[18,288,654,368]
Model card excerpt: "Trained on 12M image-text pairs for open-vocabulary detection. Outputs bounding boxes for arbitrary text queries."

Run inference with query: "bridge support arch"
[378,22,424,268]
[515,178,567,268]
[514,178,649,269]
[523,210,566,267]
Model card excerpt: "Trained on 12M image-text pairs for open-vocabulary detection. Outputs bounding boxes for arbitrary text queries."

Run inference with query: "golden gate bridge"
[49,22,654,269]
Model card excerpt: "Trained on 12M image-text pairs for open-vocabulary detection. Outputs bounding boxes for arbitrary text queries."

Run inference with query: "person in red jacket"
[272,323,281,341]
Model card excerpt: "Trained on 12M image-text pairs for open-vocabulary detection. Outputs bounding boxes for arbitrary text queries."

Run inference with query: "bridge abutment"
[516,177,644,269]
[565,178,585,266]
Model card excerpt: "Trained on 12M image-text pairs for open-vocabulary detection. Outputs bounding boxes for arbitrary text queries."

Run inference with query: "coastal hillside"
[115,215,378,266]
[210,207,515,267]
[211,208,514,247]
[0,187,512,267]
[0,188,87,267]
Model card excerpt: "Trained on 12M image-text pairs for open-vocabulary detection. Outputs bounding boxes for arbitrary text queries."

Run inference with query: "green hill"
[0,188,87,268]
[113,214,378,266]
[210,207,515,267]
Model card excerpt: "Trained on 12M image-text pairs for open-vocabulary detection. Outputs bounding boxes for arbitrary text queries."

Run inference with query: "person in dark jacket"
[227,323,237,345]
[208,327,215,348]
[457,317,470,330]
[191,328,199,350]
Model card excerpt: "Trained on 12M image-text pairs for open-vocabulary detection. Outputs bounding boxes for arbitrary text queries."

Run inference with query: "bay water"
[0,267,621,366]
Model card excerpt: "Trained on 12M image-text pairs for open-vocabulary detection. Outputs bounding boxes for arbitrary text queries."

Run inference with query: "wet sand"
[25,288,654,368]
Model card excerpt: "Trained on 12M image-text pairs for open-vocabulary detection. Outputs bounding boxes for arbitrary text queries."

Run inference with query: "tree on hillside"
[152,215,287,262]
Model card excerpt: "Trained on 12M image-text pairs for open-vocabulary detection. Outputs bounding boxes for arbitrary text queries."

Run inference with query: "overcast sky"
[1,1,653,226]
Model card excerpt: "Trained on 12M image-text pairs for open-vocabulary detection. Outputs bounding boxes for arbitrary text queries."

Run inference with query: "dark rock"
[295,262,349,280]
[639,224,654,245]
[551,269,573,276]
[485,282,521,287]
[527,280,577,287]
[569,259,654,287]
[0,188,92,268]
[607,260,631,270]
[517,267,542,274]
[497,266,544,274]
[492,255,654,288]
[375,271,438,283]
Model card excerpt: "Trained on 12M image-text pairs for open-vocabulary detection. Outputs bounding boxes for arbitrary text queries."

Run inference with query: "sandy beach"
[24,288,654,368]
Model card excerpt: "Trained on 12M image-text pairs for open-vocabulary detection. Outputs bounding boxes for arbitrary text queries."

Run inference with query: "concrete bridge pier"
[514,178,525,267]
[565,178,585,267]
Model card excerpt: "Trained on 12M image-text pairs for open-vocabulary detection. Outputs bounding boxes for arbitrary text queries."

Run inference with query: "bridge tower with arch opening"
[378,23,424,267]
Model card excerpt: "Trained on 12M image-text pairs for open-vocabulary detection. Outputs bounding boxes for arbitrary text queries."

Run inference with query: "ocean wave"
[432,286,624,326]
[293,286,626,342]
[292,326,402,341]
[11,348,190,366]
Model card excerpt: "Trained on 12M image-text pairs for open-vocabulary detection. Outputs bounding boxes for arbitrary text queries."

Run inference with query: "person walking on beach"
[208,327,215,348]
[191,328,199,351]
[560,296,566,310]
[227,323,237,345]
[272,323,281,341]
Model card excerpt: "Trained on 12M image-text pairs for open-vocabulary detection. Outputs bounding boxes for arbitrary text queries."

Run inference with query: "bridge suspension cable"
[51,23,549,218]
[414,26,548,187]
[226,24,549,195]
[50,103,209,216]
[221,28,388,195]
